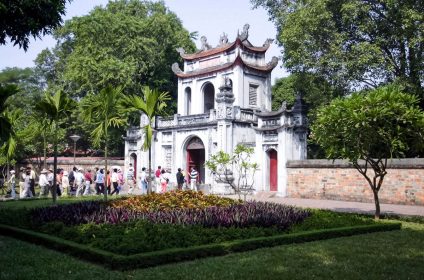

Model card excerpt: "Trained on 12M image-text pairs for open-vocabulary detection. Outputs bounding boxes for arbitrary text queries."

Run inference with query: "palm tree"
[35,90,75,203]
[80,85,127,201]
[0,84,19,146]
[0,108,23,188]
[122,86,171,193]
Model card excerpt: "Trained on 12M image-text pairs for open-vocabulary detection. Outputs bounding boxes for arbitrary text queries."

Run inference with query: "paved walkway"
[225,193,424,217]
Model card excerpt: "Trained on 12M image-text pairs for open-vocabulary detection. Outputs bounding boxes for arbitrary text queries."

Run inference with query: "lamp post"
[70,134,81,166]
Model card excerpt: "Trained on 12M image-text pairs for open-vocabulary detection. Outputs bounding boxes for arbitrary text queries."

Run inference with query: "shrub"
[38,220,284,255]
[31,200,310,230]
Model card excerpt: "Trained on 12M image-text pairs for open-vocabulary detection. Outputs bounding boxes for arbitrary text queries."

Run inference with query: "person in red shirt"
[154,166,161,193]
[84,169,93,195]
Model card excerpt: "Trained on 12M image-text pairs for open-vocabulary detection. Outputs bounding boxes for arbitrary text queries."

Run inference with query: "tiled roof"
[172,55,278,78]
[180,38,271,61]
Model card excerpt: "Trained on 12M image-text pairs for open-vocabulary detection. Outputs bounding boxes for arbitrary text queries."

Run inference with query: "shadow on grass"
[0,225,423,280]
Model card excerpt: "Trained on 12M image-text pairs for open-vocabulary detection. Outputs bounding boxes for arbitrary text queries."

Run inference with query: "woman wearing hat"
[38,169,49,198]
[62,171,69,197]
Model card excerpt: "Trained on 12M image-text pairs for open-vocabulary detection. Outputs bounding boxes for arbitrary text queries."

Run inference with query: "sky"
[0,0,287,82]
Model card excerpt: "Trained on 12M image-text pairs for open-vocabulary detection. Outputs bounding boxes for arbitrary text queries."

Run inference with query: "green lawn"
[1,221,423,280]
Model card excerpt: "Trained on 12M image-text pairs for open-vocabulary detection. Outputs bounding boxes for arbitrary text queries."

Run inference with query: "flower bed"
[25,191,313,254]
[31,200,310,229]
[110,190,237,211]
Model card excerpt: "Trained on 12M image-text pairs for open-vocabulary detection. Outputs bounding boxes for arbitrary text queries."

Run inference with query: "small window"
[249,84,258,106]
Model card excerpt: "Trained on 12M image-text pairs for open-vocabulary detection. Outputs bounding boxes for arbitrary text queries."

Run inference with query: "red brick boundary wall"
[286,159,424,205]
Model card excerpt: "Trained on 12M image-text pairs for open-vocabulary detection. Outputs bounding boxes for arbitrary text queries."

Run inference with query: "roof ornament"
[176,47,185,56]
[239,23,250,41]
[281,101,287,111]
[200,36,212,51]
[267,56,279,68]
[263,38,274,47]
[171,62,183,74]
[218,32,229,47]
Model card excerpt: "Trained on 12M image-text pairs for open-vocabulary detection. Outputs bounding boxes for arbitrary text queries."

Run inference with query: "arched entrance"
[130,153,137,177]
[203,82,215,113]
[186,137,205,184]
[267,149,278,191]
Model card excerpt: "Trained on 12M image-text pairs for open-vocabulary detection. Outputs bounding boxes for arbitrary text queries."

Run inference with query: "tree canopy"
[252,0,424,102]
[38,0,195,106]
[0,0,70,50]
[311,85,424,218]
[272,73,344,112]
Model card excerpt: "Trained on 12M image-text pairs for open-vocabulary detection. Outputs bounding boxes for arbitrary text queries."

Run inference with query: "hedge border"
[0,223,401,270]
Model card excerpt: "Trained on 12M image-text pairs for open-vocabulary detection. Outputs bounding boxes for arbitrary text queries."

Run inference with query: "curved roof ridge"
[172,54,279,78]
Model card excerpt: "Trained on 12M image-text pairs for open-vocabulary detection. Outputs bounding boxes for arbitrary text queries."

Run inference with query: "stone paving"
[225,192,424,217]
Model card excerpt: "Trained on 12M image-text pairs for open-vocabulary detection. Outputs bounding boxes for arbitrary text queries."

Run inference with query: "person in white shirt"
[139,167,147,194]
[126,164,136,194]
[110,168,120,195]
[6,170,16,199]
[38,169,49,198]
[62,171,69,197]
[74,168,85,197]
[190,167,198,191]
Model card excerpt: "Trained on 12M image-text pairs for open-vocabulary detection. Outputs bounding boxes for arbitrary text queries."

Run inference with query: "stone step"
[254,191,278,199]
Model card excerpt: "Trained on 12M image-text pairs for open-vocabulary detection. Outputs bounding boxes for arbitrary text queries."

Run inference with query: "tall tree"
[122,86,170,193]
[311,85,424,218]
[80,86,128,201]
[35,90,75,203]
[0,0,70,50]
[39,0,195,101]
[252,0,424,103]
[0,108,23,184]
[0,84,18,145]
[272,73,344,112]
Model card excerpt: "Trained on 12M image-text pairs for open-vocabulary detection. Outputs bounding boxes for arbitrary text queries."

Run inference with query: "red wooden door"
[269,150,278,191]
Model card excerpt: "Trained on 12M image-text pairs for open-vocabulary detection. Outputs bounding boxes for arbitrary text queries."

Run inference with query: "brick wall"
[287,159,424,205]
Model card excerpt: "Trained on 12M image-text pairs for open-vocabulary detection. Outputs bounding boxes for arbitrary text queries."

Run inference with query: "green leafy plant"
[122,86,171,193]
[206,144,259,199]
[35,90,76,203]
[311,85,424,218]
[80,85,128,201]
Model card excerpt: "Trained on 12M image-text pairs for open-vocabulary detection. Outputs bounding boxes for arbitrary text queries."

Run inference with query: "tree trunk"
[43,131,47,169]
[52,123,58,205]
[104,141,108,202]
[147,147,152,194]
[372,189,381,219]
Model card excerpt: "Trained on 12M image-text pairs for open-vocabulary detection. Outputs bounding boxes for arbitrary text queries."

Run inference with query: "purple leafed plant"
[31,201,310,230]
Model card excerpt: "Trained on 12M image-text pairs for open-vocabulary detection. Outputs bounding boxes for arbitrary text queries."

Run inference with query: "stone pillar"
[212,77,236,194]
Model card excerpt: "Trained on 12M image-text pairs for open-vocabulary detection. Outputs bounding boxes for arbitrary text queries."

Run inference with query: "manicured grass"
[1,221,422,279]
[0,195,106,210]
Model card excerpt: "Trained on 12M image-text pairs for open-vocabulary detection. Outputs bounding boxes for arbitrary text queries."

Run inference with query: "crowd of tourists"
[3,164,200,199]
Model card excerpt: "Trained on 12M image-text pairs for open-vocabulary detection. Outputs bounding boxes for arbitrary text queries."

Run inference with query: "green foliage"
[80,85,128,200]
[0,221,401,271]
[1,221,422,279]
[35,90,76,203]
[123,86,171,150]
[39,0,195,102]
[272,73,345,114]
[80,86,127,148]
[0,0,69,50]
[206,144,259,197]
[252,0,424,102]
[0,83,19,145]
[38,220,283,255]
[312,85,424,161]
[311,85,424,218]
